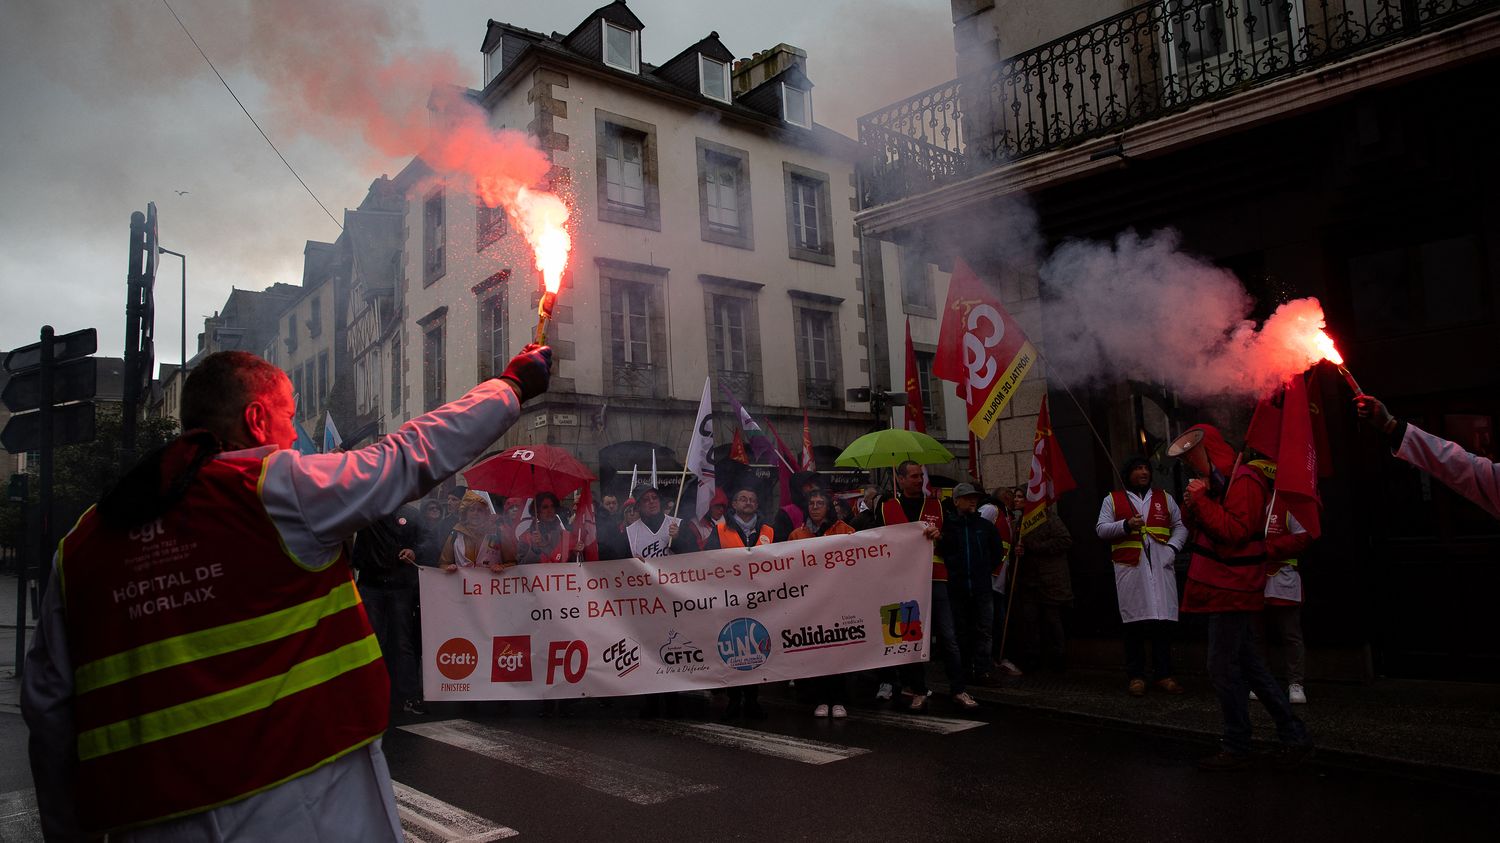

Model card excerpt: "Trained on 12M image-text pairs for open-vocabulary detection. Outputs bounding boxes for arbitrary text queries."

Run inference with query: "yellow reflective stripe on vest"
[1112,539,1144,551]
[77,633,382,761]
[74,580,362,694]
[1143,527,1172,540]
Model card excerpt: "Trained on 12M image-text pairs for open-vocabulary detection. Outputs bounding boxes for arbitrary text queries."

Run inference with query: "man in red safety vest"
[22,345,551,839]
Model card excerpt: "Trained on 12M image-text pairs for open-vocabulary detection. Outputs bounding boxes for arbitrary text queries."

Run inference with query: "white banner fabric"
[418,522,932,700]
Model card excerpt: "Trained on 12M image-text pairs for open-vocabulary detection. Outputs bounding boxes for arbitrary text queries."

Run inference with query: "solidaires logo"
[781,615,867,653]
[717,617,771,671]
[436,638,479,680]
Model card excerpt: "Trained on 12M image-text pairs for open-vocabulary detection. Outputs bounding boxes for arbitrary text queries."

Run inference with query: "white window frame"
[704,152,740,232]
[714,296,749,373]
[611,281,652,365]
[602,20,639,74]
[604,127,646,210]
[781,83,811,128]
[1163,1,1305,82]
[699,55,730,102]
[801,309,832,382]
[484,47,501,85]
[791,176,822,251]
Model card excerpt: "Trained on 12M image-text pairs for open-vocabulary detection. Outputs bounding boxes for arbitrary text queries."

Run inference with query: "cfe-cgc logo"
[879,601,925,656]
[603,637,642,678]
[656,629,707,675]
[781,615,867,654]
[437,638,479,681]
[717,617,771,671]
[491,635,533,682]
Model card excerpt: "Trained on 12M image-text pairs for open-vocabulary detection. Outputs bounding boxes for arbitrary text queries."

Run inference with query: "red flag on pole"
[933,258,1037,439]
[800,411,815,471]
[903,318,926,434]
[1020,395,1076,535]
[1244,375,1323,539]
[730,428,749,464]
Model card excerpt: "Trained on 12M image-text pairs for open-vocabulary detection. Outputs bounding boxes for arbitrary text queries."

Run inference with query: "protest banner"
[418,522,932,700]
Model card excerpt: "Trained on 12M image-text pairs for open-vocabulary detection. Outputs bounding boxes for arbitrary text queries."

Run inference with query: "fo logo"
[491,635,533,682]
[717,617,771,671]
[880,601,924,656]
[436,638,479,680]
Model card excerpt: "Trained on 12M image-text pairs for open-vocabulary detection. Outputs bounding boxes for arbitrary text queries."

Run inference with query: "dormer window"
[782,83,811,128]
[699,55,729,102]
[484,46,501,85]
[603,21,639,73]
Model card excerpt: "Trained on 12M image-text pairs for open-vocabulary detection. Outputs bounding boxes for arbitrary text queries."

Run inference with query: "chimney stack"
[731,43,807,97]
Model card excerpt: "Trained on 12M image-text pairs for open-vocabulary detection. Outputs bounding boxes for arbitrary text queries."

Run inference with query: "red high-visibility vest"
[58,452,388,833]
[1109,489,1172,566]
[882,496,945,580]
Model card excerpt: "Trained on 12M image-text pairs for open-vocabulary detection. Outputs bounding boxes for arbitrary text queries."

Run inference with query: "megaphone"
[1166,428,1204,458]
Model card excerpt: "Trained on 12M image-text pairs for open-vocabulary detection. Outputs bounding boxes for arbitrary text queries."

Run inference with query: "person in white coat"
[1096,456,1189,696]
[1356,394,1500,519]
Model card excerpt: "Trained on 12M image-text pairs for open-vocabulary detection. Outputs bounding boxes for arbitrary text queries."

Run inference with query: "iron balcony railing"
[858,0,1496,206]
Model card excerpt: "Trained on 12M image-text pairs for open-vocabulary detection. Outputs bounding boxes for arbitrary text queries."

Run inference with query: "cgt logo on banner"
[880,601,924,656]
[718,618,771,671]
[418,522,932,700]
[491,636,532,683]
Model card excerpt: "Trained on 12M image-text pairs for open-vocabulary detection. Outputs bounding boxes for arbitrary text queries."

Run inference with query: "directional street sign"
[1,358,97,413]
[0,401,96,454]
[3,328,97,374]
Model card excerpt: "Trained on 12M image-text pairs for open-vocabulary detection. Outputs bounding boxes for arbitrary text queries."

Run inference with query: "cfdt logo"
[490,636,532,682]
[717,617,771,671]
[436,638,479,681]
[880,601,924,656]
[603,637,642,678]
[657,630,707,675]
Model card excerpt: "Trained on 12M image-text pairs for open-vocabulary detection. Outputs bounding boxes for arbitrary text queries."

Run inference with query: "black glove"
[500,344,552,402]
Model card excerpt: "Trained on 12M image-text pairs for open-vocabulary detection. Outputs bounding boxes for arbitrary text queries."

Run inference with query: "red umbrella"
[462,444,596,498]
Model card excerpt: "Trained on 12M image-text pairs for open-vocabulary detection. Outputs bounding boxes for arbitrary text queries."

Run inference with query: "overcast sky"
[0,0,953,368]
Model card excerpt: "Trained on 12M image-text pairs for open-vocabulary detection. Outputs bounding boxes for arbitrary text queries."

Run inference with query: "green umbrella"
[835,428,955,469]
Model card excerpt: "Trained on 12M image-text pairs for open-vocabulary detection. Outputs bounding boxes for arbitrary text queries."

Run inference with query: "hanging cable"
[161,0,343,231]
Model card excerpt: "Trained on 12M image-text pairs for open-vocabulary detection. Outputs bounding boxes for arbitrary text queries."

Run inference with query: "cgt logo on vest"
[602,637,641,678]
[879,601,924,656]
[491,635,533,683]
[436,638,479,692]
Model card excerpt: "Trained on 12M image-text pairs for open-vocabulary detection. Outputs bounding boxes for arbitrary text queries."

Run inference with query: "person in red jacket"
[1176,423,1311,771]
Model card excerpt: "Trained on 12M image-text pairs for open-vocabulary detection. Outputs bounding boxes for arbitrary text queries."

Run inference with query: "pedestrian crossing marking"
[632,720,871,764]
[833,708,986,734]
[401,720,718,805]
[0,789,40,843]
[393,781,518,842]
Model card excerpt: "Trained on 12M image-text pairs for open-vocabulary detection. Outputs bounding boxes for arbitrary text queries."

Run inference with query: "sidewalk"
[0,573,34,719]
[950,665,1500,785]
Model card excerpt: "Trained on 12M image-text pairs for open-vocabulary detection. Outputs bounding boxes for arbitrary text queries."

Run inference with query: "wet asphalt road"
[381,691,1500,842]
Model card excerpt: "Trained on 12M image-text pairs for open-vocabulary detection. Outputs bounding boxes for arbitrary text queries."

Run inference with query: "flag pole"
[1033,346,1124,489]
[673,464,692,514]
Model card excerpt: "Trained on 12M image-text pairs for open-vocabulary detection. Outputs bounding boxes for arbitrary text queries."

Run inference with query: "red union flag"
[1020,395,1076,536]
[903,319,926,434]
[932,258,1037,439]
[1245,374,1323,540]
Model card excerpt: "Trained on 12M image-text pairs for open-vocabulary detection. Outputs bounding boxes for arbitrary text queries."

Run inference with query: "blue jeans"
[896,583,965,695]
[1207,611,1309,754]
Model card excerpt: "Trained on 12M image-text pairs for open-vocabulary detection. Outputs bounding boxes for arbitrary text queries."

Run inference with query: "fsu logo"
[880,601,924,656]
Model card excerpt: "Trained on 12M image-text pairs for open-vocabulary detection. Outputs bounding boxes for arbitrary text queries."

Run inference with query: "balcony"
[858,0,1497,207]
[803,378,837,410]
[610,360,659,398]
[717,369,756,402]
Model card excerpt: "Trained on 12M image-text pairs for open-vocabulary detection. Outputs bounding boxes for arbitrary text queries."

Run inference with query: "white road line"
[0,789,39,843]
[400,720,717,805]
[680,690,986,734]
[632,720,871,765]
[393,782,518,843]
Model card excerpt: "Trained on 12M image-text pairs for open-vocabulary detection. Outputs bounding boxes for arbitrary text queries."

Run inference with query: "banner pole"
[1033,347,1124,490]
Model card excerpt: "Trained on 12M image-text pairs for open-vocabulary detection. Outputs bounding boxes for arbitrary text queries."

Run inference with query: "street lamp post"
[158,247,186,374]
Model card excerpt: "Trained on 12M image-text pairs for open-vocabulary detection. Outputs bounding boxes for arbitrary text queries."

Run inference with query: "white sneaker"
[996,659,1023,677]
[1288,684,1307,705]
[1248,690,1259,701]
[954,691,979,709]
[909,691,930,711]
[813,704,830,717]
[875,682,894,701]
[831,705,848,719]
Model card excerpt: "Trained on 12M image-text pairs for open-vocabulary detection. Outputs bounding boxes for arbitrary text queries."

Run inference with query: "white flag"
[322,411,342,452]
[629,464,639,498]
[685,377,716,520]
[650,449,658,488]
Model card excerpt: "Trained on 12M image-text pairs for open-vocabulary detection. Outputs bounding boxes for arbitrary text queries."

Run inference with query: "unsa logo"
[436,638,479,680]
